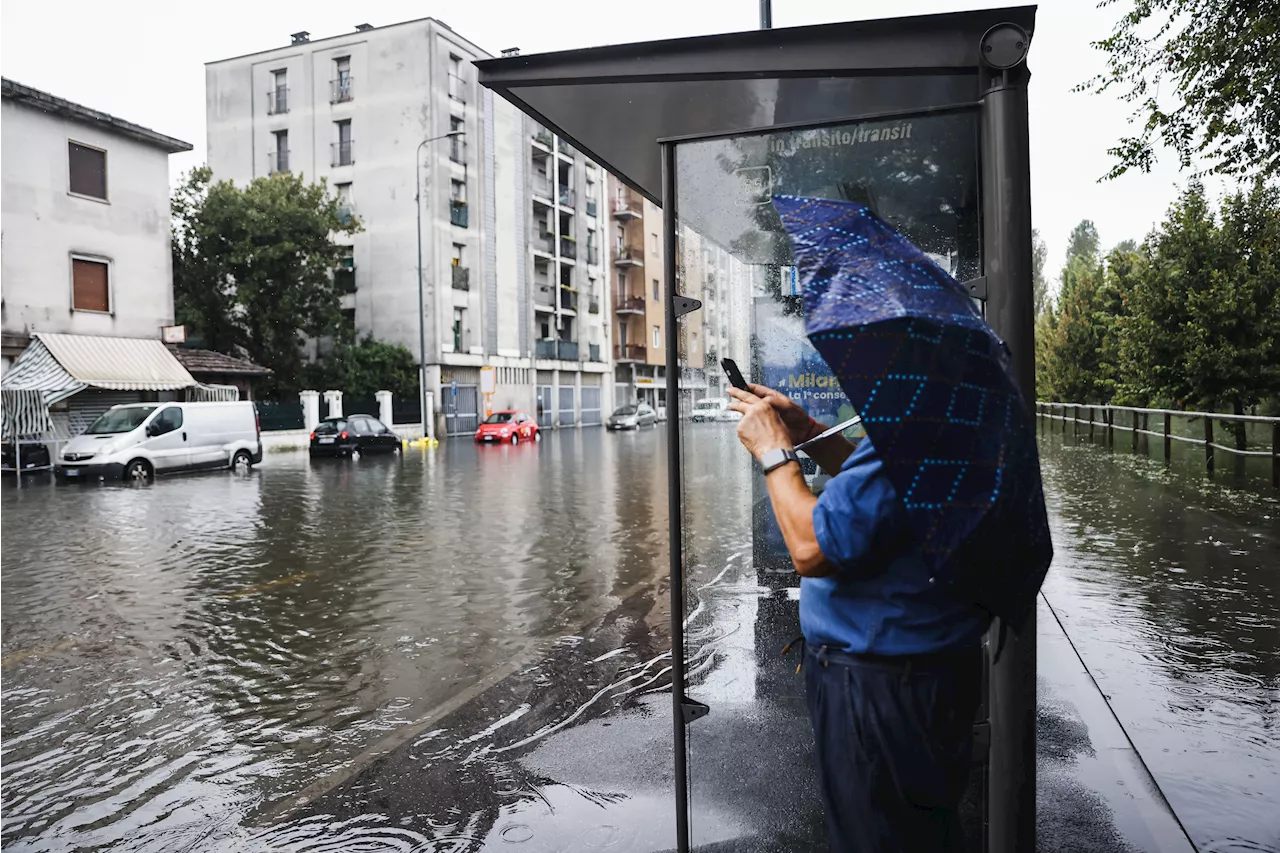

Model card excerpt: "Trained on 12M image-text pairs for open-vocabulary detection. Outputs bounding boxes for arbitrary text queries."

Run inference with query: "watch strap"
[760,447,801,474]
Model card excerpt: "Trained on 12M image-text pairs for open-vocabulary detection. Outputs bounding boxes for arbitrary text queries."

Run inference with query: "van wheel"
[232,450,253,472]
[124,459,152,483]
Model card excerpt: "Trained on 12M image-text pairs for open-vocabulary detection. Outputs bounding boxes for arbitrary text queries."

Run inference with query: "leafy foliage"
[171,167,361,397]
[1082,0,1280,180]
[302,337,420,401]
[1032,228,1050,316]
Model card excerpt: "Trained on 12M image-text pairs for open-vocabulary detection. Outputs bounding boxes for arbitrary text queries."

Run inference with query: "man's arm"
[747,384,856,477]
[763,463,834,577]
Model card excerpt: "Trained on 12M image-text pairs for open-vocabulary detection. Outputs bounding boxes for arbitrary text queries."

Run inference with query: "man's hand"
[727,386,793,462]
[746,383,823,445]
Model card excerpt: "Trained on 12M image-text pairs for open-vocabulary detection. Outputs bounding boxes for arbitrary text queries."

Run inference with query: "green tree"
[304,337,421,401]
[1032,227,1050,315]
[171,167,360,397]
[1082,0,1280,180]
[1042,252,1118,403]
[1065,219,1100,267]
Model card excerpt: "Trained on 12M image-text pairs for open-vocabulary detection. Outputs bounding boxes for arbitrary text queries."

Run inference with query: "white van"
[58,401,262,482]
[691,397,741,423]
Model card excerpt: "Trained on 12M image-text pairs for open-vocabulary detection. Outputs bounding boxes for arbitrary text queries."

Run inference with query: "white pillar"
[300,390,320,432]
[376,390,393,425]
[425,391,436,440]
[323,390,343,419]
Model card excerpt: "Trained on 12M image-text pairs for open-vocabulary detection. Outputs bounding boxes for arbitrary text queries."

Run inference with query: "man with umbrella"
[726,196,1052,852]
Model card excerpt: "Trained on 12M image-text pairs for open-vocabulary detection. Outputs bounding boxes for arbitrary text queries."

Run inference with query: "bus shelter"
[479,8,1037,851]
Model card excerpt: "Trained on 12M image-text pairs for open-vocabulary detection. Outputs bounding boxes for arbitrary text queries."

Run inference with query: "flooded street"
[2,426,1278,851]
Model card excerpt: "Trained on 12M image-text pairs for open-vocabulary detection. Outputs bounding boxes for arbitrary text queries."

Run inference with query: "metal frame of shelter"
[479,8,1038,851]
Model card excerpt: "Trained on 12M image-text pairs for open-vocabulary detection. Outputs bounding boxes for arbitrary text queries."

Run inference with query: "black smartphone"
[721,358,748,391]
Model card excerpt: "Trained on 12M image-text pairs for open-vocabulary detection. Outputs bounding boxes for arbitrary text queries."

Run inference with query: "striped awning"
[1,337,86,405]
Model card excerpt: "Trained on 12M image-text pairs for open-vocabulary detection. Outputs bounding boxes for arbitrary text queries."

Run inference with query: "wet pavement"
[2,425,1277,852]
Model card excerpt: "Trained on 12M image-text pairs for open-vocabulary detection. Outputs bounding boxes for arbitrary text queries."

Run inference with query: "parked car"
[606,403,658,430]
[691,397,737,423]
[2,439,52,471]
[59,401,263,482]
[474,410,539,444]
[310,415,402,458]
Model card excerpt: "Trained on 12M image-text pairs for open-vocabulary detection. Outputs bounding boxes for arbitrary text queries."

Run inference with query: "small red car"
[474,410,540,444]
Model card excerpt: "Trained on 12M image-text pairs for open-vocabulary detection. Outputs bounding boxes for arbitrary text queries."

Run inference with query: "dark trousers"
[804,644,982,853]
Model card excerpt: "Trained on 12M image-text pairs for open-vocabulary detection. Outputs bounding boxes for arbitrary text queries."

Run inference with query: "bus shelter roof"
[476,6,1035,204]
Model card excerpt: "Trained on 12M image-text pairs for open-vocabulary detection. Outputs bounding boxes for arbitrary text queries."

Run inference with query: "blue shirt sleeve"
[811,438,903,576]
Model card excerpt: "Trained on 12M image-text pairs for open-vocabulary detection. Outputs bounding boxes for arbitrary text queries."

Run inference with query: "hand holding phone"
[721,358,748,391]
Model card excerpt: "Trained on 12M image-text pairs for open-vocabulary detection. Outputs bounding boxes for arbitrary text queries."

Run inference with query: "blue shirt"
[804,437,991,655]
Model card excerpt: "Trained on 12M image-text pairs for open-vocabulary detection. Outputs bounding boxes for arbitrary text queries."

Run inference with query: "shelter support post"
[1205,416,1215,475]
[1164,412,1172,463]
[981,61,1036,853]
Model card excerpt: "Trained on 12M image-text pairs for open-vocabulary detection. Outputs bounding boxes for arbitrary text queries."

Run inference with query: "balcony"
[268,150,290,174]
[448,73,467,102]
[337,204,354,225]
[331,141,354,167]
[534,283,555,308]
[558,140,577,157]
[613,244,643,266]
[330,77,354,103]
[614,343,646,362]
[536,339,557,359]
[586,244,599,265]
[335,268,356,293]
[452,265,470,291]
[558,186,576,208]
[533,173,553,200]
[560,236,577,259]
[586,198,598,217]
[615,294,646,314]
[449,138,466,165]
[612,197,643,219]
[267,86,289,115]
[559,287,578,312]
[534,128,553,149]
[449,200,469,228]
[532,228,554,254]
[556,340,579,360]
[589,343,602,362]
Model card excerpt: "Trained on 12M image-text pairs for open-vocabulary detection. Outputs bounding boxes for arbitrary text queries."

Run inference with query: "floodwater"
[1,425,1277,852]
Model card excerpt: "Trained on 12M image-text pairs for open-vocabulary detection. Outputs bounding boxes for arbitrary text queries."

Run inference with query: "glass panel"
[672,108,980,849]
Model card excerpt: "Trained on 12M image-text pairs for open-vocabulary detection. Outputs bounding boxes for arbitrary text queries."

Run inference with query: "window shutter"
[72,259,109,312]
[68,143,107,199]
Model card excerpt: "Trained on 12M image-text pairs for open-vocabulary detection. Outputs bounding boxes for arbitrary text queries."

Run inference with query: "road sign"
[480,366,496,394]
[451,378,457,397]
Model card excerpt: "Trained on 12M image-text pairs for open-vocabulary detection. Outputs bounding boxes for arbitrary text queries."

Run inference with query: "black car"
[2,439,52,470]
[309,416,402,458]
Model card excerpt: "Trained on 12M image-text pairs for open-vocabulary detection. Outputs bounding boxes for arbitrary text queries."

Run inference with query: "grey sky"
[2,0,1228,290]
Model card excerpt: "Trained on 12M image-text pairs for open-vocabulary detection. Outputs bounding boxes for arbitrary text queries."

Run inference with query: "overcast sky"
[2,0,1228,288]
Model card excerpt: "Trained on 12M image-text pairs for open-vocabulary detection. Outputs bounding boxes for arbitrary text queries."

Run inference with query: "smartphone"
[721,358,748,391]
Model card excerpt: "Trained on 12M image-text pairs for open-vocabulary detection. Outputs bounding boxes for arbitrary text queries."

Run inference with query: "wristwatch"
[759,447,801,475]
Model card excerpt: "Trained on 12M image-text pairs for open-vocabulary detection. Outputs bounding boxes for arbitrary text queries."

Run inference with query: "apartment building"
[1,79,192,368]
[607,177,667,410]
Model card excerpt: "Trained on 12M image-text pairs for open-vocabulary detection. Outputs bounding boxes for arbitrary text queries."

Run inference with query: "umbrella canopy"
[775,194,1051,625]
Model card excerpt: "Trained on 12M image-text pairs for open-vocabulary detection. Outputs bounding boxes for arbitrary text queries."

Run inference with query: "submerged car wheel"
[232,449,253,472]
[510,433,519,445]
[124,459,152,483]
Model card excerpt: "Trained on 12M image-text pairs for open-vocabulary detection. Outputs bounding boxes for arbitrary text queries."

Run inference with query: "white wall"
[1,100,176,340]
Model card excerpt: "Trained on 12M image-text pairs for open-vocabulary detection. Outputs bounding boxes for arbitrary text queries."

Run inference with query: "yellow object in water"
[407,437,438,449]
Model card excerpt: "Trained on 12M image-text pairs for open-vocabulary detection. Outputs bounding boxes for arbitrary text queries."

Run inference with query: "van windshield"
[85,406,157,434]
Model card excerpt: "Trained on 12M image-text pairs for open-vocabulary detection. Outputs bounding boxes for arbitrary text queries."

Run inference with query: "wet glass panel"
[515,75,977,202]
[672,108,980,850]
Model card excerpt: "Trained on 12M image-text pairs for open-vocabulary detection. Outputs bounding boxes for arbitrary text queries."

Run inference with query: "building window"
[691,332,698,353]
[336,182,353,223]
[271,131,289,173]
[449,117,465,163]
[333,56,352,102]
[68,142,107,200]
[653,278,660,300]
[451,179,466,203]
[453,308,465,352]
[448,55,466,102]
[651,232,658,254]
[334,120,353,166]
[336,247,356,292]
[270,69,288,114]
[342,308,356,330]
[71,256,110,313]
[653,325,661,349]
[618,318,628,345]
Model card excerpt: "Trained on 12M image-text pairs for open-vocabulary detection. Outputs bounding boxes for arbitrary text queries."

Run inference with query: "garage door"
[581,386,601,425]
[444,385,479,435]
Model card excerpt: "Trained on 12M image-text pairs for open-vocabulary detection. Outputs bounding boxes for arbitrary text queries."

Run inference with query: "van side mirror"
[145,423,158,437]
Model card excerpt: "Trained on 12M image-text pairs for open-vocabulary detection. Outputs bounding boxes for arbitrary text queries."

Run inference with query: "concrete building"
[205,21,609,436]
[608,178,667,411]
[1,78,192,371]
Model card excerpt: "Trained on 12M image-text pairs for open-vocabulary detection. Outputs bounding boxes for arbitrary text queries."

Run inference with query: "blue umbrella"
[774,194,1052,627]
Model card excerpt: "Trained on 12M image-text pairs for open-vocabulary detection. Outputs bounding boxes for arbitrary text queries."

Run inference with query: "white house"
[205,21,612,435]
[1,78,197,437]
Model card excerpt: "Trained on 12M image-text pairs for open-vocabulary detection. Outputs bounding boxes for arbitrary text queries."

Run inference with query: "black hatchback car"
[309,415,401,458]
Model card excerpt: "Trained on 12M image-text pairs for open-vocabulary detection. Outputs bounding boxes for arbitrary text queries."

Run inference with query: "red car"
[474,410,540,444]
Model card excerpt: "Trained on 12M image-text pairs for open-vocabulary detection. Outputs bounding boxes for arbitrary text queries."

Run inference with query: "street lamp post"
[415,130,465,442]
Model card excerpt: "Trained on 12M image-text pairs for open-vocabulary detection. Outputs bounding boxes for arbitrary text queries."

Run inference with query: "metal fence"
[344,397,380,417]
[444,385,479,435]
[392,396,422,426]
[1036,401,1279,487]
[258,401,304,431]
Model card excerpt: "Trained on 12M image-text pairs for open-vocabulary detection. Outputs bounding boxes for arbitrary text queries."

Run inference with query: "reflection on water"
[1037,436,1280,853]
[1,428,673,852]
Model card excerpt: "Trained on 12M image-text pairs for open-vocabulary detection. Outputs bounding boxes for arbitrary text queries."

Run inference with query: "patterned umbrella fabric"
[774,194,1052,626]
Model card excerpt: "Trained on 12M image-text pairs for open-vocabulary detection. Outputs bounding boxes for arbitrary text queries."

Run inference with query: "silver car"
[606,403,658,430]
